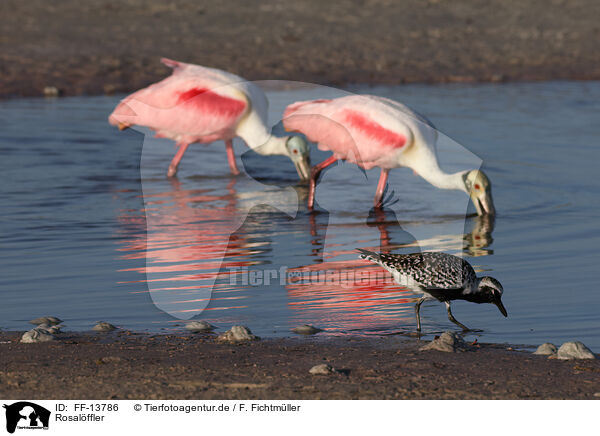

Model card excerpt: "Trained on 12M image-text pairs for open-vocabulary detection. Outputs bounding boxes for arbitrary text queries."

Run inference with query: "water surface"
[1,81,599,350]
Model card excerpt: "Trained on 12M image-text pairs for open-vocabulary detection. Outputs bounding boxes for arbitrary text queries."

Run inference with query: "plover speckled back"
[357,248,507,331]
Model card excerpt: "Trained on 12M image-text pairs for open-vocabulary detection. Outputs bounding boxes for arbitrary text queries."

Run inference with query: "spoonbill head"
[463,169,495,216]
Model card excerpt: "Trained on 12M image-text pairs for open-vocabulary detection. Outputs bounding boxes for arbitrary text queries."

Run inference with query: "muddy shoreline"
[1,0,600,98]
[1,331,598,399]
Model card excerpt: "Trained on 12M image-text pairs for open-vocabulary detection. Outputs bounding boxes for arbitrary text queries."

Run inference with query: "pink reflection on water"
[285,207,417,333]
[287,257,417,333]
[116,178,255,317]
[286,213,418,333]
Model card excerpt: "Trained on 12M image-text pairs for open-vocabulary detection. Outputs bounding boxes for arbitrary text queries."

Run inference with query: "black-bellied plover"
[357,248,507,331]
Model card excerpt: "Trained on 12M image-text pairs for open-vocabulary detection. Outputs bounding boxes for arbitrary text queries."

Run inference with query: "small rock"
[92,322,117,332]
[29,316,62,326]
[419,331,466,353]
[36,323,62,334]
[43,86,60,97]
[98,356,123,364]
[556,341,596,360]
[185,321,215,333]
[309,364,335,375]
[533,343,557,355]
[217,325,259,343]
[291,325,323,335]
[21,328,56,343]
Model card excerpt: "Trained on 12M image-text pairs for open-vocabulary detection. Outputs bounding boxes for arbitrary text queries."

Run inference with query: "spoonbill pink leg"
[167,142,190,177]
[308,156,337,211]
[225,139,239,175]
[374,168,389,208]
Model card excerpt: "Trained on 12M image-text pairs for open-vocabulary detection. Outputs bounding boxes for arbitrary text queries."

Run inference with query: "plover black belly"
[357,248,507,331]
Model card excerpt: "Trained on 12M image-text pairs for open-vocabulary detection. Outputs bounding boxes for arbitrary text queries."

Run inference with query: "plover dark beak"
[495,298,508,317]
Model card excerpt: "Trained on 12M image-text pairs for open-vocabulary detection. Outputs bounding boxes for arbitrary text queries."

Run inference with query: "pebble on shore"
[21,328,56,343]
[533,343,558,355]
[309,364,336,375]
[216,325,259,343]
[43,86,60,97]
[98,356,123,364]
[556,341,596,360]
[29,316,63,326]
[185,321,216,333]
[419,332,466,353]
[92,322,117,332]
[291,325,323,335]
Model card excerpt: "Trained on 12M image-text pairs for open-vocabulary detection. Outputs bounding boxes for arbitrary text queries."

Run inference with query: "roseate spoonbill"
[357,248,507,331]
[109,58,310,179]
[283,95,495,215]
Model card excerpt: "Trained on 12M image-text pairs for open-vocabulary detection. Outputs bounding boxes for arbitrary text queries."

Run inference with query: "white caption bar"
[0,400,595,435]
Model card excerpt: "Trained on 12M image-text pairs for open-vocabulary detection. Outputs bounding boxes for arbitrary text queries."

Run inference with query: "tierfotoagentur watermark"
[225,266,425,289]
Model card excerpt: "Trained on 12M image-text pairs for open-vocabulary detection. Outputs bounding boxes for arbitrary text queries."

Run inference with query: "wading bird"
[109,58,310,179]
[357,248,507,331]
[283,95,495,214]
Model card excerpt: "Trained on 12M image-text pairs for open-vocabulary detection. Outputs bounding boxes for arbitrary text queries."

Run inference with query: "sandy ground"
[1,332,598,399]
[1,0,600,97]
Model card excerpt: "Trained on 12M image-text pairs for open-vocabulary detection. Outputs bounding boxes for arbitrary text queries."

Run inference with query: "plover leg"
[445,301,469,331]
[415,297,427,331]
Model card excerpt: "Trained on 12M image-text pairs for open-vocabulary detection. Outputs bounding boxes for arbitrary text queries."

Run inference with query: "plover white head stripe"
[357,248,507,332]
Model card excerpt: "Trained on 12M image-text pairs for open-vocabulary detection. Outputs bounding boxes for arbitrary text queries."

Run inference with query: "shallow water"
[1,81,599,351]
